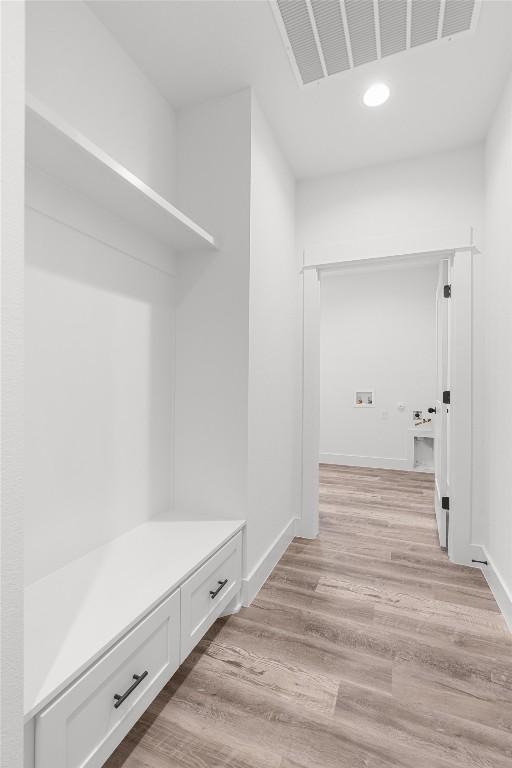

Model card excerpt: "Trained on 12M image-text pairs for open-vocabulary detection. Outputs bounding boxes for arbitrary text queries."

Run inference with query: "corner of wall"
[1,1,25,765]
[474,65,512,611]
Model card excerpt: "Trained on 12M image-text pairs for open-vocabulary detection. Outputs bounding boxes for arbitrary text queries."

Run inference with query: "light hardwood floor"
[106,465,512,768]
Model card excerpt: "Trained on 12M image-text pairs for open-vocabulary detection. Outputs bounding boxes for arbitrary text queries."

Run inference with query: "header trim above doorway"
[301,225,479,271]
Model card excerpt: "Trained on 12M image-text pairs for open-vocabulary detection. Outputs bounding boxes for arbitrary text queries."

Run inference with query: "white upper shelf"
[25,95,217,252]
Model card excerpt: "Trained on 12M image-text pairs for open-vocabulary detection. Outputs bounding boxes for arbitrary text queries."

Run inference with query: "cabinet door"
[180,532,242,661]
[36,589,180,768]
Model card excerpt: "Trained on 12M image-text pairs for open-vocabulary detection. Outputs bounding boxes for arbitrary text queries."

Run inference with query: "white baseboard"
[295,518,319,539]
[221,603,242,618]
[320,453,410,471]
[479,548,512,634]
[242,518,297,606]
[220,594,242,618]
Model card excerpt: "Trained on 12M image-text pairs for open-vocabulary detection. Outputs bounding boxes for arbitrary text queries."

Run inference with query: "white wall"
[297,145,484,264]
[174,90,301,590]
[0,2,24,765]
[320,264,437,469]
[474,70,512,606]
[174,89,251,526]
[25,1,178,584]
[247,95,300,590]
[24,3,301,598]
[25,178,175,586]
[27,0,177,202]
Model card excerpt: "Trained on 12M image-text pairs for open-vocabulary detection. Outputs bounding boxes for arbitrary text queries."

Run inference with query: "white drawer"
[180,532,242,661]
[35,589,180,768]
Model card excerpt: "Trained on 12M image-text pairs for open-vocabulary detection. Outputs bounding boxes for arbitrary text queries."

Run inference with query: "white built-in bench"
[24,518,245,768]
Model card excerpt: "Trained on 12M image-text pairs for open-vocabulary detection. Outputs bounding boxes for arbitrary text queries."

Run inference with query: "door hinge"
[443,390,451,405]
[443,284,452,298]
[442,496,450,510]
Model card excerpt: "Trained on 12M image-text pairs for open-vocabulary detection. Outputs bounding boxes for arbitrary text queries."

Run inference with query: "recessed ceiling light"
[363,83,390,107]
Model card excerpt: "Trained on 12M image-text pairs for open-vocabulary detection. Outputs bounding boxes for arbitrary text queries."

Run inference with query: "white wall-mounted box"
[354,390,375,407]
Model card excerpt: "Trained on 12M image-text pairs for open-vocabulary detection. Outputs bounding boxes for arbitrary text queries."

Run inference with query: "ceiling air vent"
[272,0,479,87]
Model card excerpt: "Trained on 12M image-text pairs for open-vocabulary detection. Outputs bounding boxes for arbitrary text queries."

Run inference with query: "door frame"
[433,257,451,550]
[299,243,479,567]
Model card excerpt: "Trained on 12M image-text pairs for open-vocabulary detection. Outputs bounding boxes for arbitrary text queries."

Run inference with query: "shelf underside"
[26,97,217,252]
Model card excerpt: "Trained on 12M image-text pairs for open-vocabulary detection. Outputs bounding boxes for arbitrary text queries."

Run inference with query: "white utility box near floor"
[409,428,434,472]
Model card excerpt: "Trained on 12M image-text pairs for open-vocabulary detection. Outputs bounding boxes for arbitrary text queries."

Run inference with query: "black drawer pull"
[209,579,228,599]
[113,671,148,709]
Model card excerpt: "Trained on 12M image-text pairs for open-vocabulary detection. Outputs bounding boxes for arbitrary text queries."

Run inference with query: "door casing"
[434,258,451,549]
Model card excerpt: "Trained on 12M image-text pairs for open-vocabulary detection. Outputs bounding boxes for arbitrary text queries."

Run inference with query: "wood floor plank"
[192,638,340,715]
[335,676,512,768]
[214,615,394,695]
[158,666,397,768]
[105,465,512,768]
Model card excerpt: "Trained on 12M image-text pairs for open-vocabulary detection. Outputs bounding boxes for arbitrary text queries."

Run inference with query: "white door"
[433,258,451,549]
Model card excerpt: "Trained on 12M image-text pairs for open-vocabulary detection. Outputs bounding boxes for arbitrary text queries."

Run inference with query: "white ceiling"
[90,0,512,179]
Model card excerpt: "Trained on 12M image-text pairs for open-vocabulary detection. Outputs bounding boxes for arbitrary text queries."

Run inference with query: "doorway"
[300,248,476,567]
